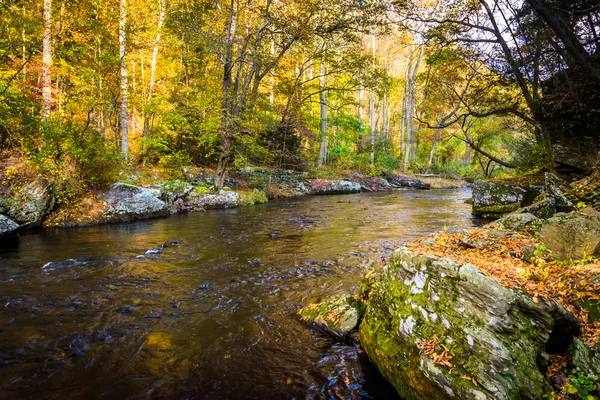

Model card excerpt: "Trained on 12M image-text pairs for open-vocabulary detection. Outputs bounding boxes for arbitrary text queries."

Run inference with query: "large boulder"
[387,173,431,190]
[6,180,54,227]
[472,180,544,218]
[101,183,170,222]
[359,248,579,400]
[544,173,576,212]
[567,339,600,376]
[0,214,19,246]
[305,179,361,195]
[184,190,239,211]
[488,212,541,232]
[540,208,600,261]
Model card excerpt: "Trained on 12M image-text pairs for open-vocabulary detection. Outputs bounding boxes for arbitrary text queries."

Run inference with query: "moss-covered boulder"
[5,180,55,228]
[298,294,366,339]
[472,180,544,219]
[489,213,541,233]
[567,339,600,376]
[540,208,600,261]
[359,247,579,400]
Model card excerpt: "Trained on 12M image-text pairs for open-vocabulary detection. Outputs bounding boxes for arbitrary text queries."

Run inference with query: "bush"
[238,189,268,206]
[158,151,192,179]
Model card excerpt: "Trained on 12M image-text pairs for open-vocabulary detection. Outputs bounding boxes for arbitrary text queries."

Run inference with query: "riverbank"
[299,172,600,399]
[0,163,467,239]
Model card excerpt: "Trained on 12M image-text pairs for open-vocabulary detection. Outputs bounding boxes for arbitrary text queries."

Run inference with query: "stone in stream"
[471,180,544,219]
[305,179,361,195]
[386,173,431,190]
[0,214,19,246]
[184,189,239,211]
[359,247,580,400]
[298,294,367,339]
[101,182,170,222]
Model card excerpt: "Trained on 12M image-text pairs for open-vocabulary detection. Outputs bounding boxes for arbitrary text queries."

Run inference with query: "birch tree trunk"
[41,0,52,121]
[144,0,165,137]
[317,62,328,167]
[370,34,376,165]
[119,0,129,158]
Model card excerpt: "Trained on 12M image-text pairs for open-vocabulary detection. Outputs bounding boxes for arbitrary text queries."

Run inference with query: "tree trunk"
[370,34,376,165]
[119,0,129,158]
[215,0,237,189]
[41,0,52,121]
[317,62,328,167]
[144,0,165,137]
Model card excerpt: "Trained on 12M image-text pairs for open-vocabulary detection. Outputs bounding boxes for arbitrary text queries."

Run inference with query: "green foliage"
[158,151,192,179]
[238,189,268,206]
[563,372,599,399]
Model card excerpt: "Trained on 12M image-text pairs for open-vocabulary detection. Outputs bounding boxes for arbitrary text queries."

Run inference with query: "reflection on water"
[0,189,481,399]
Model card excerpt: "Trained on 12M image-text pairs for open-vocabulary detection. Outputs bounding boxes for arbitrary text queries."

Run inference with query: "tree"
[42,0,52,121]
[119,0,129,158]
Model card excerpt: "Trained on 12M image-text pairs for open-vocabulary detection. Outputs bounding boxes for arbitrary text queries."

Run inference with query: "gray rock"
[156,180,194,206]
[7,180,54,227]
[305,179,361,195]
[540,211,600,261]
[0,214,19,245]
[184,190,239,211]
[567,339,600,376]
[544,173,576,212]
[359,247,579,400]
[101,183,170,221]
[471,180,544,218]
[489,213,540,231]
[387,173,431,190]
[298,294,366,338]
[518,193,557,219]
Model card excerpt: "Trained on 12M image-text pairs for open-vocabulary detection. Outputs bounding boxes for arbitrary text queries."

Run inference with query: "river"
[0,188,482,399]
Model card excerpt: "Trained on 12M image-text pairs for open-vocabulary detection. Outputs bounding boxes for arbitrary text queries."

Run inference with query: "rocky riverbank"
[299,172,600,399]
[0,166,449,244]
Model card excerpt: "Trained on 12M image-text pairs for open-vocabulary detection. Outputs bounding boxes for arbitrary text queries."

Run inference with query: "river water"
[0,189,482,400]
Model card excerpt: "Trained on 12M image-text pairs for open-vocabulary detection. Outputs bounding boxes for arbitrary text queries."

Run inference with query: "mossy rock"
[298,294,366,338]
[359,248,579,400]
[472,180,544,219]
[540,210,600,261]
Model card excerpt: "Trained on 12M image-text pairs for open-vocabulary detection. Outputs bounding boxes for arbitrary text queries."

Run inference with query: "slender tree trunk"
[22,5,27,78]
[119,0,129,158]
[41,0,52,121]
[215,0,237,189]
[144,0,165,137]
[370,34,376,165]
[317,62,328,167]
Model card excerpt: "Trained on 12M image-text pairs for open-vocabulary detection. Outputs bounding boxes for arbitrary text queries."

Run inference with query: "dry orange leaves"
[407,229,600,346]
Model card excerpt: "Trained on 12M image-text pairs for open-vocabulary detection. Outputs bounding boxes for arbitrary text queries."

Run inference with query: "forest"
[1,0,598,198]
[1,1,600,399]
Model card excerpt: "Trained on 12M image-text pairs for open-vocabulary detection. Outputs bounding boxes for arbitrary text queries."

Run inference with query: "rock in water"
[540,208,600,261]
[298,294,366,338]
[184,190,239,211]
[359,247,579,400]
[305,179,361,195]
[386,173,431,190]
[0,214,19,246]
[101,182,169,221]
[471,180,543,218]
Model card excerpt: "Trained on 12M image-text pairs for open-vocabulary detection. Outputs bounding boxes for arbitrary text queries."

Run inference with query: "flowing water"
[0,189,483,400]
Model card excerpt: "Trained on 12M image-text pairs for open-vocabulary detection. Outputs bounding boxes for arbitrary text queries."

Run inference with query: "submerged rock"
[305,179,361,195]
[298,294,366,338]
[540,208,600,261]
[101,182,170,222]
[359,247,579,400]
[0,214,19,246]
